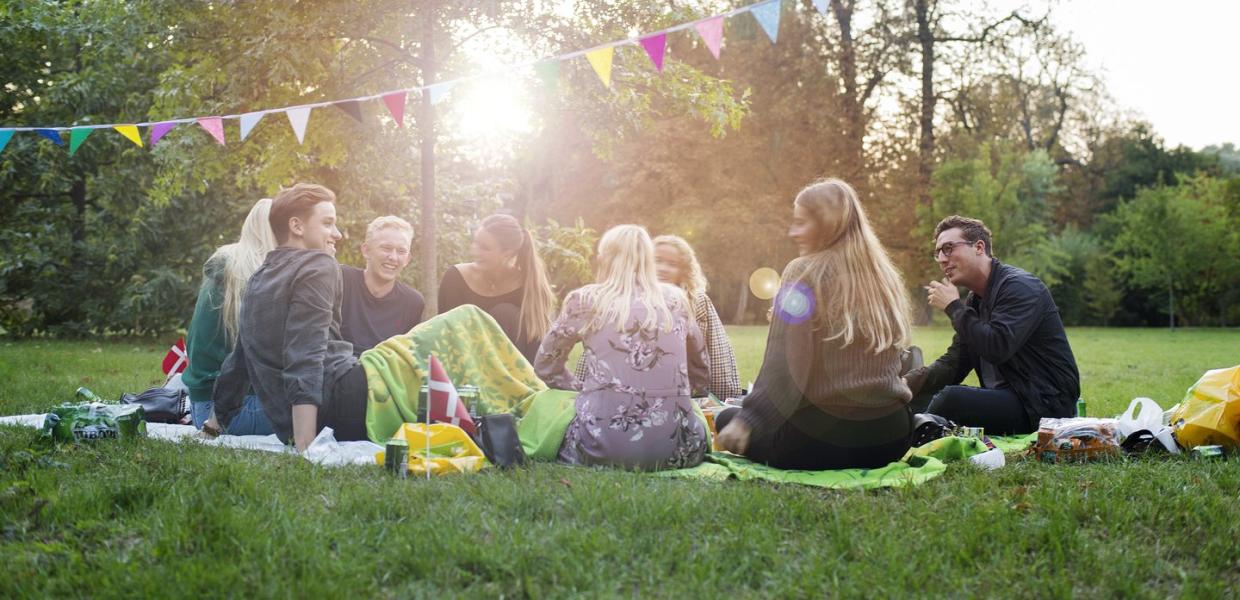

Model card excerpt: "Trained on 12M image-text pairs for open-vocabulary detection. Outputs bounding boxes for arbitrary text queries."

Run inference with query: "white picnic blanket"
[0,414,382,467]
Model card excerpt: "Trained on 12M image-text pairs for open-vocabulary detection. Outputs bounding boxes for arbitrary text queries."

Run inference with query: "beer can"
[458,384,482,419]
[75,386,105,403]
[1192,445,1225,459]
[385,438,410,477]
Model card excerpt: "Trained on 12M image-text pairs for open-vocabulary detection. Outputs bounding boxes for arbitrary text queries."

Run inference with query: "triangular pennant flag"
[812,0,829,14]
[197,117,225,145]
[36,129,65,146]
[0,130,13,154]
[585,46,615,88]
[427,82,454,105]
[535,61,560,89]
[427,354,476,436]
[695,16,725,59]
[639,32,668,72]
[149,121,177,146]
[751,0,781,43]
[68,127,93,156]
[382,92,407,128]
[286,107,311,144]
[113,125,143,148]
[239,112,264,141]
[333,101,364,123]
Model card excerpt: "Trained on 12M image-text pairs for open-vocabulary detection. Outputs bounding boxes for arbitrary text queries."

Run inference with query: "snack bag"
[1033,417,1121,463]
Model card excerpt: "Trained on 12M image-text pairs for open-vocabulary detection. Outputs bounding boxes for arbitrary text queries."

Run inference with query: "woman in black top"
[438,213,556,363]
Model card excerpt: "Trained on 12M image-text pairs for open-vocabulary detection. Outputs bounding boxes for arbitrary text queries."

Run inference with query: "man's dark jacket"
[923,258,1080,427]
[213,247,357,443]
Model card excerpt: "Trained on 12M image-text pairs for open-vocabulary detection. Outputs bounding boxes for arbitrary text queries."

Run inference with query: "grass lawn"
[1,328,1238,597]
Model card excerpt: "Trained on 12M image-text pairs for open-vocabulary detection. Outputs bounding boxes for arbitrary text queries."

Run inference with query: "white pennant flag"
[286,107,311,144]
[239,112,265,141]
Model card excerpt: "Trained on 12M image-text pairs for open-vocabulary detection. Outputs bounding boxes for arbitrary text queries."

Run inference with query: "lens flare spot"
[775,281,815,325]
[748,267,780,300]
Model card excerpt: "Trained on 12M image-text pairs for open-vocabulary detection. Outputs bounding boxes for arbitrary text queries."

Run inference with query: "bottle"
[76,386,105,404]
[1076,398,1086,418]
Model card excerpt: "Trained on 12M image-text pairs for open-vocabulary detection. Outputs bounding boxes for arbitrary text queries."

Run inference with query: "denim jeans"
[191,394,274,436]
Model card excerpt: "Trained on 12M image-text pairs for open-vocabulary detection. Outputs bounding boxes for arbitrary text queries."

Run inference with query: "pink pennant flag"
[149,121,177,146]
[695,16,725,60]
[197,117,225,145]
[639,32,668,72]
[382,92,407,128]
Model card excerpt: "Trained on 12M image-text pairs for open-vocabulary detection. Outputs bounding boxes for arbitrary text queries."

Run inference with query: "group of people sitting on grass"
[184,178,1080,471]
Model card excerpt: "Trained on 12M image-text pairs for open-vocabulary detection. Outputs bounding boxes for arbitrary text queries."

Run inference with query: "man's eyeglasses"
[933,240,976,260]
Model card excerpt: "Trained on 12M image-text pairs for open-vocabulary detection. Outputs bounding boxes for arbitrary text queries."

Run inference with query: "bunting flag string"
[1,0,800,157]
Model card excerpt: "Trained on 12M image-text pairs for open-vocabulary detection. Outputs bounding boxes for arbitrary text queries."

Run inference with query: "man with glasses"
[904,215,1080,434]
[340,216,425,355]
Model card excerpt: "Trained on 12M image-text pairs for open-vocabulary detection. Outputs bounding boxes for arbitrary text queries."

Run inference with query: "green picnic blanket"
[359,305,565,443]
[515,390,1034,489]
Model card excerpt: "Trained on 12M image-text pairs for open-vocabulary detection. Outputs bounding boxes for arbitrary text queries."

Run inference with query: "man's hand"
[716,418,752,455]
[926,278,960,311]
[903,366,929,397]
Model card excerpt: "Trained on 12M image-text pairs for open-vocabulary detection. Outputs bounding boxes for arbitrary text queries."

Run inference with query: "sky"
[1011,0,1239,149]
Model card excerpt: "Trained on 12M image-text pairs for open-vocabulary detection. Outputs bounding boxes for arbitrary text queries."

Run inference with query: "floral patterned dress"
[534,285,711,471]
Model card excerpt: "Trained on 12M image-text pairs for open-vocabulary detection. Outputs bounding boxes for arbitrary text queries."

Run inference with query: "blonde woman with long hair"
[439,213,556,363]
[535,225,711,471]
[653,235,742,399]
[715,179,916,469]
[184,198,278,434]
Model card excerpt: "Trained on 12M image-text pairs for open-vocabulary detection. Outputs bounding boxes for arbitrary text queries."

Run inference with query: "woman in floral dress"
[534,225,711,471]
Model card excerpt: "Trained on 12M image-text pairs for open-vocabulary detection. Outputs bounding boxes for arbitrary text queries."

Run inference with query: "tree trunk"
[914,0,936,207]
[831,0,865,182]
[733,278,750,325]
[418,7,439,315]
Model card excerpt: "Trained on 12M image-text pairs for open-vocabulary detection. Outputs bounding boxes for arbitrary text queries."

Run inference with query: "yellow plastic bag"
[1169,365,1240,448]
[374,423,489,476]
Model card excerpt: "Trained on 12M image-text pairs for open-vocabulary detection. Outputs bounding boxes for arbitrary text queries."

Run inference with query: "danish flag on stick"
[427,354,476,436]
[162,338,188,385]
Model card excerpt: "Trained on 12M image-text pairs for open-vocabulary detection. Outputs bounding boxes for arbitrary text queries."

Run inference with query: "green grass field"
[1,328,1238,597]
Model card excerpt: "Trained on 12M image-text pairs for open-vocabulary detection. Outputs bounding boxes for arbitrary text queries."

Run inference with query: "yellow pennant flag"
[585,47,614,88]
[114,125,143,148]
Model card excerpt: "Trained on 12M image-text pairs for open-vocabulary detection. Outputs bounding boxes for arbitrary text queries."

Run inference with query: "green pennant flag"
[535,60,560,90]
[68,127,93,156]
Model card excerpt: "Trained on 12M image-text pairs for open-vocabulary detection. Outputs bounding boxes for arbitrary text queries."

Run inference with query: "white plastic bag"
[1118,397,1164,439]
[1117,397,1180,454]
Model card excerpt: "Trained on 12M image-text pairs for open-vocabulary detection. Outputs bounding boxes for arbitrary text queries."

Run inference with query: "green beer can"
[385,438,410,478]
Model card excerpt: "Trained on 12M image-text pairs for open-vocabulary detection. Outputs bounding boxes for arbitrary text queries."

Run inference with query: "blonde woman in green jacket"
[183,198,277,433]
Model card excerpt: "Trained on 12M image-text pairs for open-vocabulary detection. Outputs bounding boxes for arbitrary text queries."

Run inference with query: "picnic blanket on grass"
[513,390,1035,489]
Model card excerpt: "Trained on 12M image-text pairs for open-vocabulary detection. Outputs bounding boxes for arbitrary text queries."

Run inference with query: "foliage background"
[2,0,1237,336]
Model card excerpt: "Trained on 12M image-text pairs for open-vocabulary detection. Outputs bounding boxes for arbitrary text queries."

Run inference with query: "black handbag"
[476,413,527,469]
[120,387,189,424]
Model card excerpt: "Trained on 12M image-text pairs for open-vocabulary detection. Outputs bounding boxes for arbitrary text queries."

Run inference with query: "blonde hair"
[211,198,278,344]
[788,179,912,352]
[653,235,708,300]
[581,225,677,333]
[478,214,556,343]
[365,215,414,243]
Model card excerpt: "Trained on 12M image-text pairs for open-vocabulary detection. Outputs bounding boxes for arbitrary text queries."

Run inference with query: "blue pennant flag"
[36,129,65,146]
[751,0,782,44]
[0,130,13,154]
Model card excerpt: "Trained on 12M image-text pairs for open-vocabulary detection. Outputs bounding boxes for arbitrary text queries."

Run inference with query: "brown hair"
[479,214,556,342]
[269,183,336,244]
[933,215,993,257]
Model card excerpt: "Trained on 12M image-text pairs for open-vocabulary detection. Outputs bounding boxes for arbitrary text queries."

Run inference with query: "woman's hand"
[716,419,752,455]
